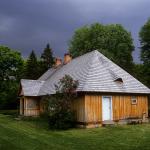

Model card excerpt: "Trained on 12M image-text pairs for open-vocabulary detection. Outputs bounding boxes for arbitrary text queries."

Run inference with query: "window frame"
[131,96,137,105]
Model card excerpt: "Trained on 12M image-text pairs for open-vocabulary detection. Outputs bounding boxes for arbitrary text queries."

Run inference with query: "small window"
[114,78,123,83]
[131,96,137,105]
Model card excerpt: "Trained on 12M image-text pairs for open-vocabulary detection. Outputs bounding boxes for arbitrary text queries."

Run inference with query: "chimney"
[54,58,62,67]
[64,53,72,64]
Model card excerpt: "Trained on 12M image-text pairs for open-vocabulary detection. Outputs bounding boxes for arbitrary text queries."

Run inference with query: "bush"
[0,81,19,110]
[43,75,78,130]
[48,110,75,130]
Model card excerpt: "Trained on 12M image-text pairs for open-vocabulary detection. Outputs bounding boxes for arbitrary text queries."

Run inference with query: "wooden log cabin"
[19,50,150,127]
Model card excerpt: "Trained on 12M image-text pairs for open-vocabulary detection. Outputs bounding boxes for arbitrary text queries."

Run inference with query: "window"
[114,78,123,83]
[131,96,137,105]
[27,99,39,109]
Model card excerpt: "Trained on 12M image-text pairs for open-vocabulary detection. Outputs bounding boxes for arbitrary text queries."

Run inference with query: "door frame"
[102,96,113,121]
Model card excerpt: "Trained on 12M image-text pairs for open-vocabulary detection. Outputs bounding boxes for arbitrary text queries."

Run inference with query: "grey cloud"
[0,0,150,62]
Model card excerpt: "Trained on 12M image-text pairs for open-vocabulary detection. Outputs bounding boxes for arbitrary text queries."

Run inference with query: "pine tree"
[24,50,39,79]
[41,44,54,71]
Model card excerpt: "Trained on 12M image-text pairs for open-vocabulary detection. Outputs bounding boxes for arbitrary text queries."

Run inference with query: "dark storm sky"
[0,0,150,63]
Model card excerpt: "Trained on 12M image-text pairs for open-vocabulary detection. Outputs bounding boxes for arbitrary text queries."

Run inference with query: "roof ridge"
[67,50,98,63]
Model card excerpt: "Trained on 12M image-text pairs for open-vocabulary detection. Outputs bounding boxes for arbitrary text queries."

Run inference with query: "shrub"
[48,110,75,130]
[43,75,78,130]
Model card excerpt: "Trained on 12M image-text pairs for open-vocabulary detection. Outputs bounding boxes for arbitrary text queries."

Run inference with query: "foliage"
[133,64,144,82]
[0,46,23,110]
[24,50,40,79]
[69,23,134,73]
[133,64,150,88]
[37,44,54,76]
[15,60,26,81]
[139,19,150,88]
[40,43,54,72]
[0,45,23,81]
[48,75,78,114]
[24,44,54,80]
[143,66,150,88]
[48,111,75,129]
[0,44,55,110]
[44,75,78,129]
[139,18,150,65]
[0,80,19,110]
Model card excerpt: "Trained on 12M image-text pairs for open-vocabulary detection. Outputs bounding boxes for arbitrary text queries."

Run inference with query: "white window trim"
[131,96,137,105]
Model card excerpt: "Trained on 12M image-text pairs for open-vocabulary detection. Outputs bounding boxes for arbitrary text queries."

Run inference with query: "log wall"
[71,95,85,122]
[20,96,41,116]
[84,94,148,123]
[20,94,148,123]
[112,95,148,120]
[85,94,102,123]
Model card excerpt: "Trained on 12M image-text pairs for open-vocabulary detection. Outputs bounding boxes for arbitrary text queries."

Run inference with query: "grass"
[0,114,150,150]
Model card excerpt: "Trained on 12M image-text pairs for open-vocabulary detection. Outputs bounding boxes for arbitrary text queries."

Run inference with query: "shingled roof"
[20,50,150,96]
[20,79,45,96]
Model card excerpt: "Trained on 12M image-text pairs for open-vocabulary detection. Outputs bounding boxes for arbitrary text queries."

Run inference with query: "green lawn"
[0,114,150,150]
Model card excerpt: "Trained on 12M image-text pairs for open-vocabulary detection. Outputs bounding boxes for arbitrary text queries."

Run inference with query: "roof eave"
[76,90,150,95]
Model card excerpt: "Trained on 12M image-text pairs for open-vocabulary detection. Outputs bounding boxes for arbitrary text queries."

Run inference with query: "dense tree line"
[131,19,150,88]
[24,44,54,80]
[139,19,150,88]
[0,19,150,110]
[0,46,23,109]
[69,23,134,73]
[0,44,54,109]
